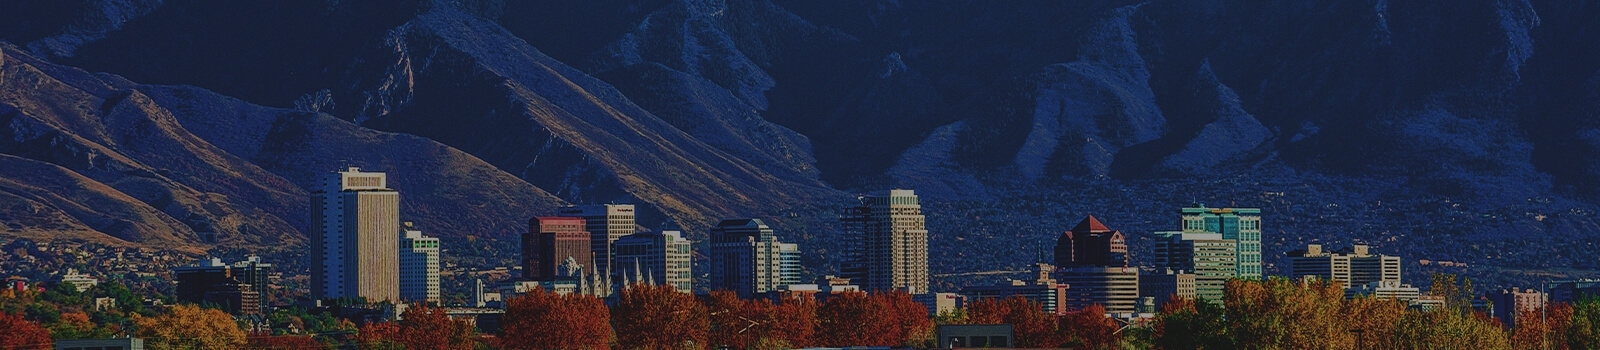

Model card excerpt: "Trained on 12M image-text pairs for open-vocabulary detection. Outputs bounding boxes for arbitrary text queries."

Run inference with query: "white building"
[779,242,802,287]
[1287,244,1402,289]
[310,167,400,301]
[1346,280,1422,302]
[400,224,441,304]
[58,268,98,292]
[614,229,694,292]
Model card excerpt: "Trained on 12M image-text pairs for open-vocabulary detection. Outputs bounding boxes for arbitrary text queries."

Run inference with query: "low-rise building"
[1346,280,1422,303]
[1286,244,1400,289]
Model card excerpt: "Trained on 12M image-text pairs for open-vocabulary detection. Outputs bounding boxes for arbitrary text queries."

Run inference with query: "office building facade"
[559,204,636,277]
[1052,216,1140,314]
[1181,206,1262,279]
[311,167,400,302]
[614,229,694,292]
[710,219,792,299]
[523,217,593,281]
[1286,244,1400,289]
[841,189,929,294]
[175,258,263,315]
[1057,267,1141,314]
[400,225,441,304]
[1140,268,1197,309]
[1152,231,1237,301]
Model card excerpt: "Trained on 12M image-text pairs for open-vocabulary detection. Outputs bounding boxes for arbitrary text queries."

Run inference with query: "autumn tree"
[499,288,611,350]
[1060,304,1120,350]
[707,291,758,349]
[48,311,109,340]
[0,311,52,350]
[134,304,247,350]
[1392,307,1510,350]
[1152,296,1230,350]
[876,291,933,347]
[766,296,818,348]
[966,296,1063,347]
[1223,278,1355,349]
[613,284,710,350]
[356,321,404,349]
[357,305,479,349]
[816,292,884,346]
[1341,296,1408,350]
[1512,305,1571,350]
[245,335,329,350]
[1570,299,1600,349]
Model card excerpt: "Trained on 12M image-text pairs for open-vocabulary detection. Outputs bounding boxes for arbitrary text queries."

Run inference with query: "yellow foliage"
[133,304,246,350]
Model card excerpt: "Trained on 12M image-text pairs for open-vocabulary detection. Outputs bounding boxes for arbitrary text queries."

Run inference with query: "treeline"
[9,278,1600,349]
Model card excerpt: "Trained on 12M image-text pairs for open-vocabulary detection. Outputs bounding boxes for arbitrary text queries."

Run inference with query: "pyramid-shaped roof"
[1071,215,1113,233]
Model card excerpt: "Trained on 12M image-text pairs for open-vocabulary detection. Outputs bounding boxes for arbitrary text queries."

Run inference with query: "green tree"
[1152,296,1231,350]
[1570,298,1600,349]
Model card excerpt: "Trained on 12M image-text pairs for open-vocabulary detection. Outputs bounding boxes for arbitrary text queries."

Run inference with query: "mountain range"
[2,0,1598,289]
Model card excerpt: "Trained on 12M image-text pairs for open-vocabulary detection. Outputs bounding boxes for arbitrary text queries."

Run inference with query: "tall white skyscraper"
[559,204,636,277]
[842,189,929,294]
[614,228,694,292]
[400,223,441,304]
[310,167,400,302]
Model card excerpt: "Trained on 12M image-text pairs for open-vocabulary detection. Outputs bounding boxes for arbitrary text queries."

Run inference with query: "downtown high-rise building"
[841,189,929,294]
[1152,231,1237,301]
[559,204,636,278]
[1053,216,1140,314]
[400,223,441,304]
[614,228,694,292]
[311,167,400,302]
[1181,206,1262,279]
[710,219,793,299]
[523,217,593,281]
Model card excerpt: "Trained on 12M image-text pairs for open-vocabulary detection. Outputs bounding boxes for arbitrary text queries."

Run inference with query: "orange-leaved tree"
[817,291,882,346]
[356,305,479,350]
[966,296,1063,347]
[356,321,403,349]
[875,291,933,347]
[1340,295,1408,350]
[613,283,710,350]
[707,291,757,349]
[134,304,247,349]
[706,291,818,350]
[767,296,818,348]
[0,311,52,350]
[1511,305,1572,350]
[500,288,612,350]
[1059,304,1120,350]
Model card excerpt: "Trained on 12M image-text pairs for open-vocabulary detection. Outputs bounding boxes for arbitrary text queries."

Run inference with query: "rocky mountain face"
[3,0,1599,288]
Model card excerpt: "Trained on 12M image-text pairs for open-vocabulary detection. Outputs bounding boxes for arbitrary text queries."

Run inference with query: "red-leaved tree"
[245,335,328,349]
[500,288,612,350]
[0,312,52,350]
[1060,304,1120,350]
[816,291,930,347]
[706,291,819,349]
[967,296,1064,347]
[613,284,710,350]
